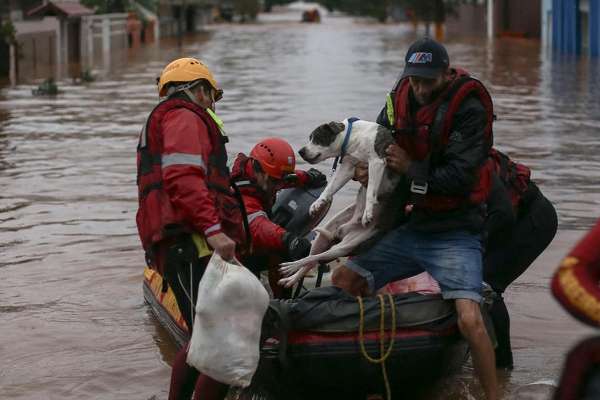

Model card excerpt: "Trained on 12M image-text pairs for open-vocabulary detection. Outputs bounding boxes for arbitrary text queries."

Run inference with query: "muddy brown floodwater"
[1,9,599,400]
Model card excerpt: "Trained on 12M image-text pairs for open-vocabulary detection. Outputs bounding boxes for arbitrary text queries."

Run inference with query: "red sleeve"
[161,108,222,237]
[243,194,287,254]
[551,219,600,327]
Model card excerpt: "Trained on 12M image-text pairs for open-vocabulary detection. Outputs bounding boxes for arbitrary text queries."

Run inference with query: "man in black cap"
[398,36,451,104]
[332,37,498,399]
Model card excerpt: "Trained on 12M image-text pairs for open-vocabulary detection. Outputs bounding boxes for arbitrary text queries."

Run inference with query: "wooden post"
[487,0,495,39]
[9,42,17,86]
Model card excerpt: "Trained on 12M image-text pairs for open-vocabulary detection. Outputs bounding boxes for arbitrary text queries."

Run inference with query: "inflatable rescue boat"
[143,186,495,399]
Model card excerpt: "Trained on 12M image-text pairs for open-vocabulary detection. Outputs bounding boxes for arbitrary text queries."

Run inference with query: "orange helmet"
[157,57,222,99]
[250,138,296,180]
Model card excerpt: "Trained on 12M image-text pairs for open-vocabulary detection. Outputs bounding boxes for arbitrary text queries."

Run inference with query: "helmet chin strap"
[183,87,201,106]
[167,80,216,110]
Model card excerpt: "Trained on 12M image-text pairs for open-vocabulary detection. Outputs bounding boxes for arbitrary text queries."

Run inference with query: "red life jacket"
[489,148,531,209]
[136,98,248,253]
[391,68,495,212]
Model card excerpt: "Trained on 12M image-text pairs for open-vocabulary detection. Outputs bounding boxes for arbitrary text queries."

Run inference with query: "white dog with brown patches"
[278,118,401,287]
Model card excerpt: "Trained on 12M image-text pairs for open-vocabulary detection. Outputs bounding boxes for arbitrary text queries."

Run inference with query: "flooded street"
[1,10,599,400]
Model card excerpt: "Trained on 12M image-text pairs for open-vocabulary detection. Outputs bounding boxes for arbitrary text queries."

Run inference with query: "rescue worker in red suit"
[334,37,499,399]
[230,137,326,298]
[136,58,248,400]
[552,219,600,400]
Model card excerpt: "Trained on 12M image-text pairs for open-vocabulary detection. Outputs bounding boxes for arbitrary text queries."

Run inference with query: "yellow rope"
[358,294,396,400]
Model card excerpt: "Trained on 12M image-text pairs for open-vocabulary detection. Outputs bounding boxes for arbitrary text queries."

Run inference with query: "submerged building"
[542,0,600,56]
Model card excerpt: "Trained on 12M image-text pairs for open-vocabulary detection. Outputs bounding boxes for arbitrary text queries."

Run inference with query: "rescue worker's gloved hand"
[282,232,312,261]
[297,168,326,188]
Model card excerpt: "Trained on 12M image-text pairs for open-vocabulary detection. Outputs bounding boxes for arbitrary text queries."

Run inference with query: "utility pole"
[487,0,494,39]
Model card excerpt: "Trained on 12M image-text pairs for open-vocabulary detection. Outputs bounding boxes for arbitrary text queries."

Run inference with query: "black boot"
[490,295,514,369]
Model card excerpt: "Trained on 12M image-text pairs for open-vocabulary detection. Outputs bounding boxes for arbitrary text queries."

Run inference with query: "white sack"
[186,253,270,387]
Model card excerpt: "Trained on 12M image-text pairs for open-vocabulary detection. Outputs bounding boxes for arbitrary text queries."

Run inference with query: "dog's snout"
[298,147,306,158]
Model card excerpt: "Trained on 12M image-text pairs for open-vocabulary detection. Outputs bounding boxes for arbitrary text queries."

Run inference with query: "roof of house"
[27,1,94,18]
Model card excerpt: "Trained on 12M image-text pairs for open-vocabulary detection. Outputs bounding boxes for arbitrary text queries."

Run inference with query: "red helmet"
[250,138,296,180]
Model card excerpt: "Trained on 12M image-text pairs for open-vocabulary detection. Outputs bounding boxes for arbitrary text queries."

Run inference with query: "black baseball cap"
[401,37,450,79]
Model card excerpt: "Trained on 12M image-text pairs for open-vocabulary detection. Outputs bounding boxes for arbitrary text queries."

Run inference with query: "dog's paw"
[278,270,303,288]
[279,261,302,276]
[277,275,297,288]
[361,209,374,227]
[309,197,330,217]
[278,265,315,288]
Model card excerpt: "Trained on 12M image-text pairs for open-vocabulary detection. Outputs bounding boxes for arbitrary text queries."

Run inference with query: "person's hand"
[385,144,411,174]
[353,162,369,187]
[206,232,236,261]
[304,168,327,188]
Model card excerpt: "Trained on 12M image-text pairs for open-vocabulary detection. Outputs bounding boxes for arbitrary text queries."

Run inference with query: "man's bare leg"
[331,265,369,296]
[455,299,498,400]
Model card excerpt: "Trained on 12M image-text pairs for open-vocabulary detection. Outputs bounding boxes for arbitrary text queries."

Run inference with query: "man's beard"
[415,81,449,106]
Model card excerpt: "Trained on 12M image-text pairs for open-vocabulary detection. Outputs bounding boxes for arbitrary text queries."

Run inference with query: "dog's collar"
[331,117,360,173]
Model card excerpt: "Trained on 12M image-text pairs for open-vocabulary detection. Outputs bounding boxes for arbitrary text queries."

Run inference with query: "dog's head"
[298,121,346,164]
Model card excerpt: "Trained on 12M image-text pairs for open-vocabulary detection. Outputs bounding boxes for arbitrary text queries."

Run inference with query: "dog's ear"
[327,121,345,134]
[310,121,345,147]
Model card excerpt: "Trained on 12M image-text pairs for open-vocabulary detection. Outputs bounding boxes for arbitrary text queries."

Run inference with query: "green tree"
[0,20,16,45]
